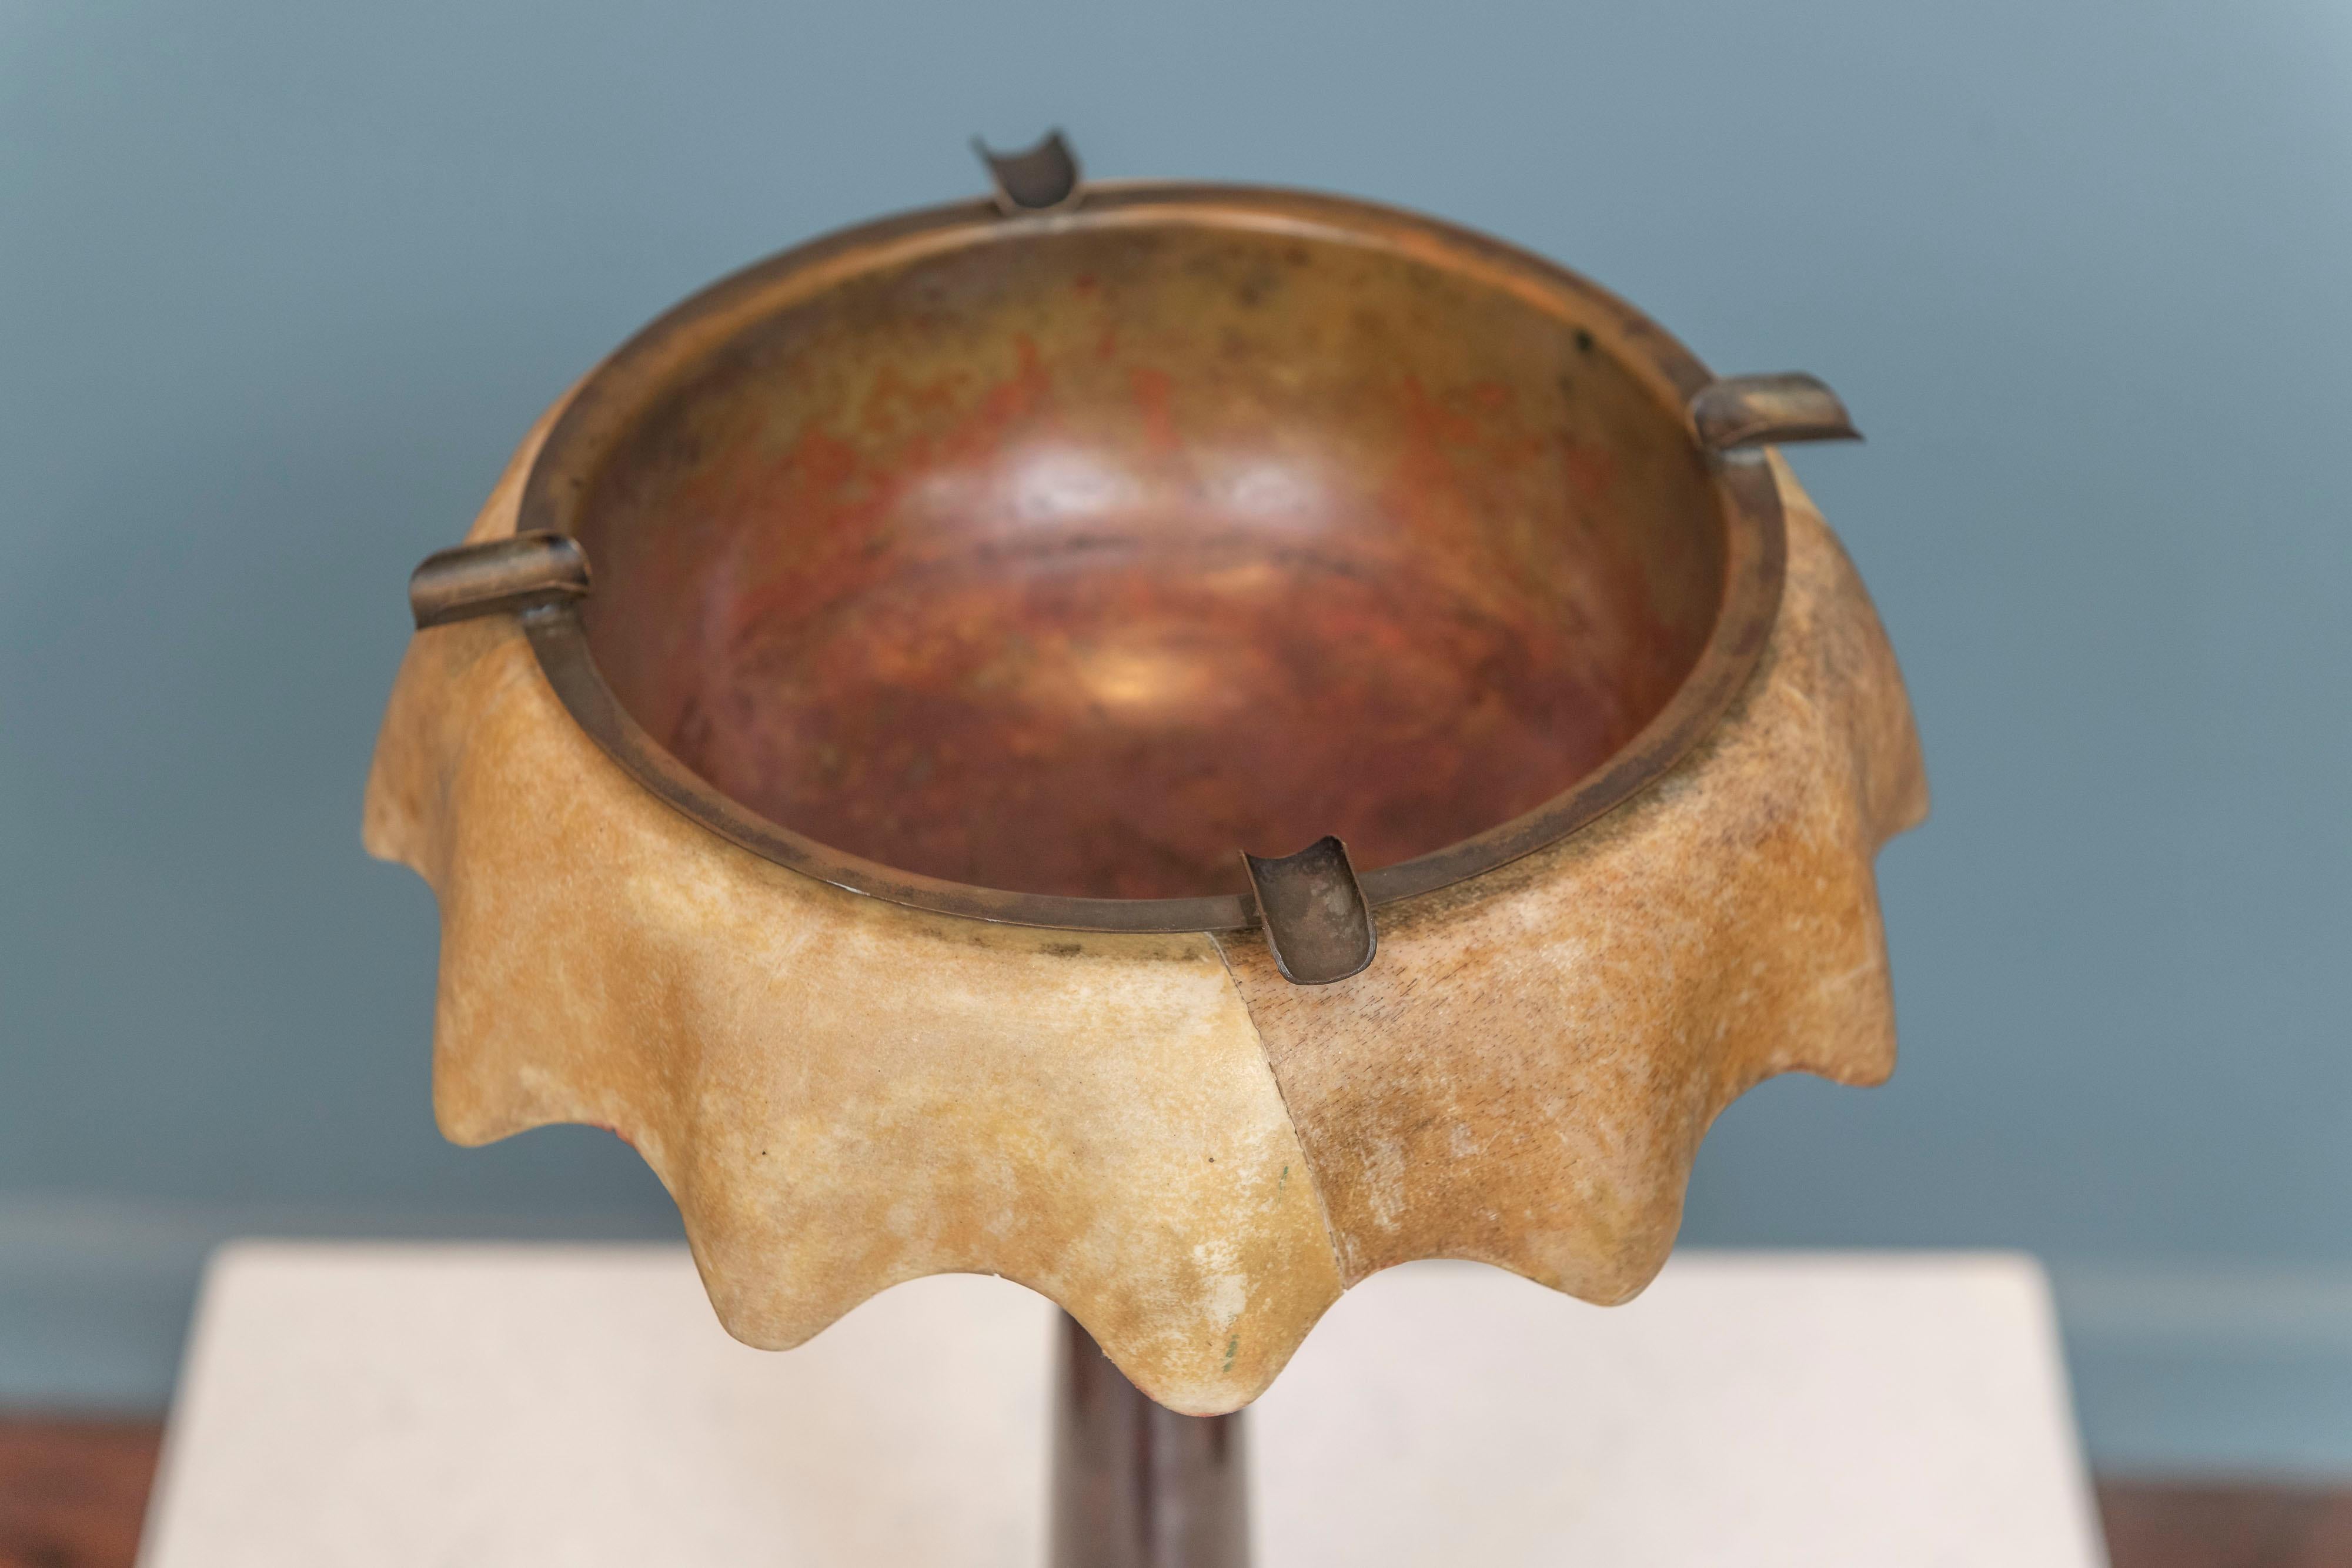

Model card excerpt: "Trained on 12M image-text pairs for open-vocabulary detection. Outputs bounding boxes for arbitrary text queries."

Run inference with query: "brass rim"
[513,183,1787,934]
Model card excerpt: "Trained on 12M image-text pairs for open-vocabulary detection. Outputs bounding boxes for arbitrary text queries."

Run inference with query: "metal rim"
[513,183,1788,934]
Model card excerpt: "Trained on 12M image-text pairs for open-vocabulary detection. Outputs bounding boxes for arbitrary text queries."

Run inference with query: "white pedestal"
[138,1245,2106,1567]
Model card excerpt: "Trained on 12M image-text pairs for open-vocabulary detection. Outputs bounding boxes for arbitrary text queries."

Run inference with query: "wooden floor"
[0,1420,159,1568]
[2097,1481,2352,1568]
[1,1416,2345,1567]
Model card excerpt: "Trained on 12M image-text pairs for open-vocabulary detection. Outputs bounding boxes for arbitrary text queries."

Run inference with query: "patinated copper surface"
[505,186,1793,930]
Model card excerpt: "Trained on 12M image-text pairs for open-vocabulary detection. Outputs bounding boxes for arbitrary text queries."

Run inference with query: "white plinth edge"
[138,1245,2107,1567]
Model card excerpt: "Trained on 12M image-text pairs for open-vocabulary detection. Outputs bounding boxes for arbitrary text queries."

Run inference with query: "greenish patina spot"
[1222,1335,1239,1372]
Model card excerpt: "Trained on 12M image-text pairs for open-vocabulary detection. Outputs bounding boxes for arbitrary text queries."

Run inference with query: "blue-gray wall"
[4,0,2347,1473]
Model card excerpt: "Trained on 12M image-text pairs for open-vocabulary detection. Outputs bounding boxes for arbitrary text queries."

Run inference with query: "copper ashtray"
[368,133,1925,1563]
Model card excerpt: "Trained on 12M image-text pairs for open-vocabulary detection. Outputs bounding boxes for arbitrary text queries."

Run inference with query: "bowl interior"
[571,219,1726,901]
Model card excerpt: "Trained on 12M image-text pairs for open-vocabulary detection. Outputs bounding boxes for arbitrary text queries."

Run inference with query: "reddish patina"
[571,222,1726,901]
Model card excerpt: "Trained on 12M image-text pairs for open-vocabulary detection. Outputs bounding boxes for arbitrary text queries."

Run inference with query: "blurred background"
[2,0,2347,1482]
